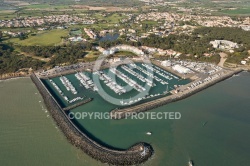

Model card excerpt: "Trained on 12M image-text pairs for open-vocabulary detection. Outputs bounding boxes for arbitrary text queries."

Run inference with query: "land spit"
[110,69,243,119]
[31,73,153,166]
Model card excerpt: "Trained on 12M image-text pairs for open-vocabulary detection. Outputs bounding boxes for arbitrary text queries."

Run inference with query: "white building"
[161,60,171,67]
[241,61,247,65]
[68,37,85,42]
[210,40,239,50]
[172,65,191,74]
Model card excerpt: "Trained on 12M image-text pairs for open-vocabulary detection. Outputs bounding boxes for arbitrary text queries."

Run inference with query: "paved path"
[218,52,228,67]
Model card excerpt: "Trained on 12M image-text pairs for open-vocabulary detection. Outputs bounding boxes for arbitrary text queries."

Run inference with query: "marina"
[41,62,189,109]
[37,59,240,116]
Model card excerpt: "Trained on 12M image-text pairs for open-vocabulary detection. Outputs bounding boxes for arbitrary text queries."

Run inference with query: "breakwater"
[110,69,243,119]
[62,98,93,111]
[30,73,153,165]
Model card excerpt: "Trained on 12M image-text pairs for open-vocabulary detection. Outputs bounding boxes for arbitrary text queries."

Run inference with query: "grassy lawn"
[142,20,158,25]
[106,13,123,23]
[220,8,250,15]
[6,29,68,46]
[82,51,101,62]
[113,51,137,57]
[0,11,16,20]
[23,4,69,9]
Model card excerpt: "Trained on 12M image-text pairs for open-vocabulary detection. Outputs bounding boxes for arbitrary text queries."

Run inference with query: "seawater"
[0,72,250,166]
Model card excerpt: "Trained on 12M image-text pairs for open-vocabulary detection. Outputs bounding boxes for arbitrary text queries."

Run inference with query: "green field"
[0,10,17,20]
[220,8,250,15]
[105,13,125,23]
[23,4,69,9]
[113,51,137,57]
[6,29,68,46]
[142,20,158,25]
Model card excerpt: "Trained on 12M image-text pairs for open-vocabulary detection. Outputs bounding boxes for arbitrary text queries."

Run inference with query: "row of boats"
[121,65,156,87]
[93,71,126,95]
[153,65,179,80]
[110,68,146,92]
[49,79,66,100]
[49,79,83,104]
[75,72,98,92]
[120,93,162,105]
[143,63,175,81]
[59,76,77,95]
[68,96,83,104]
[129,64,168,85]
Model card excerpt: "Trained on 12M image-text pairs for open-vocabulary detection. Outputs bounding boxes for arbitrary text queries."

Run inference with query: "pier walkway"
[62,98,93,111]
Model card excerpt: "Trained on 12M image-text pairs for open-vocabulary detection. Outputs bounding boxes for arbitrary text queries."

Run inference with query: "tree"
[0,31,2,41]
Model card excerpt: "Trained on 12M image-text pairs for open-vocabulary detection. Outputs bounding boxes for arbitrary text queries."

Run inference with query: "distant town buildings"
[0,15,95,28]
[136,12,250,31]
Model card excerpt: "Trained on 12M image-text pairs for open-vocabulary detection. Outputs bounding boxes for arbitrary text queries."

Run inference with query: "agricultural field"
[5,29,69,46]
[220,8,250,15]
[23,4,69,10]
[0,10,17,20]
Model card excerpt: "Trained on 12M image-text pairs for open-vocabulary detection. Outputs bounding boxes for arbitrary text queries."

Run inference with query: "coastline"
[30,73,153,166]
[0,76,29,81]
[0,72,30,81]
